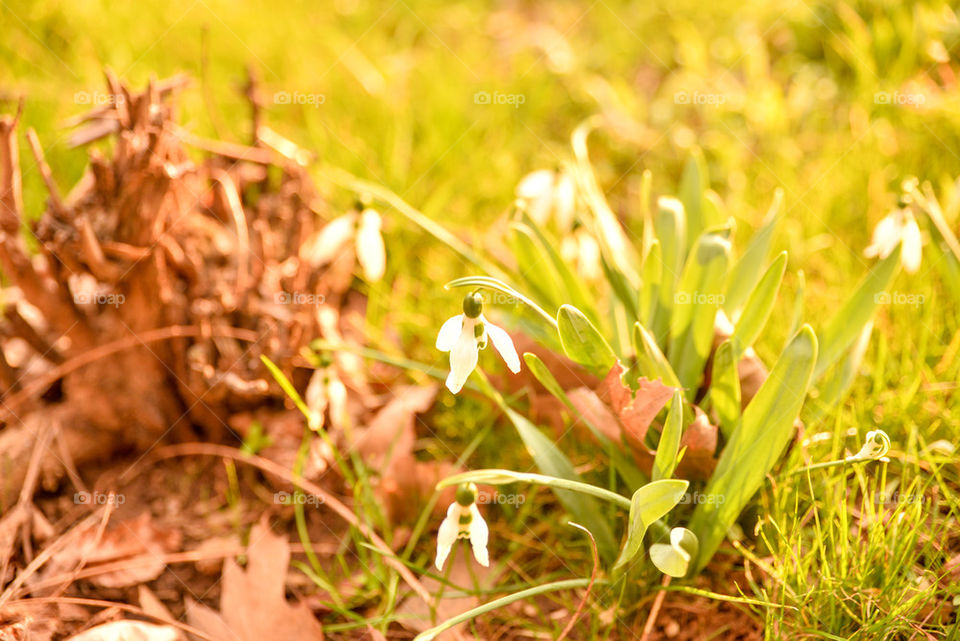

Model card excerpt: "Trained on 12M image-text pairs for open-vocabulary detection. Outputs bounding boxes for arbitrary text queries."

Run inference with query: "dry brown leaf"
[137,585,174,621]
[675,407,719,480]
[565,387,622,443]
[39,513,180,589]
[352,384,438,470]
[186,518,324,641]
[597,364,675,443]
[65,621,180,641]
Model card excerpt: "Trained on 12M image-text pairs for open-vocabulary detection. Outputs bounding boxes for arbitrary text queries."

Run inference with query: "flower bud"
[462,292,483,318]
[455,482,478,506]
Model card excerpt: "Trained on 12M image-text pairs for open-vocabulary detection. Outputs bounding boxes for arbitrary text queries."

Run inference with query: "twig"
[3,595,216,641]
[151,442,436,608]
[639,574,671,641]
[0,325,260,423]
[25,128,65,215]
[556,522,600,641]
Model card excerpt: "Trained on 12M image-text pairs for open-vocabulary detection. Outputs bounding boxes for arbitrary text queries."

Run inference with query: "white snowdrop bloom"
[435,483,489,571]
[355,208,386,282]
[847,429,891,462]
[436,292,521,394]
[515,168,576,229]
[304,360,349,432]
[864,208,922,273]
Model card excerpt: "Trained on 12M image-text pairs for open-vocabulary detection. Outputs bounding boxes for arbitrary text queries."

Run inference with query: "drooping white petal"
[484,320,521,373]
[446,320,479,393]
[468,504,489,567]
[553,172,576,230]
[517,169,555,224]
[355,209,386,281]
[900,215,923,273]
[436,315,464,351]
[516,169,554,200]
[327,376,349,430]
[435,503,461,571]
[576,230,601,280]
[300,213,357,268]
[865,213,899,259]
[304,370,329,432]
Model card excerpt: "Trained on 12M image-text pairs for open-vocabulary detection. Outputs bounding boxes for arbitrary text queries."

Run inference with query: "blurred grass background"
[3,0,960,635]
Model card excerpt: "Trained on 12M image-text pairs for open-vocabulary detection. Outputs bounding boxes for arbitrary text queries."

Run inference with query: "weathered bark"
[0,75,352,505]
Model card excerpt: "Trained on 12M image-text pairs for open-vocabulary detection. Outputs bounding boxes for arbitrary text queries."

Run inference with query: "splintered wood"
[0,73,359,504]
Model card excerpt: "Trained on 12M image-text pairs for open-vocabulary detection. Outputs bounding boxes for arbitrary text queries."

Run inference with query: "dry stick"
[639,574,672,641]
[0,423,54,582]
[151,442,436,608]
[24,129,65,215]
[48,501,116,601]
[14,423,54,566]
[76,214,123,282]
[556,523,600,641]
[23,540,341,594]
[0,508,108,607]
[0,325,259,423]
[3,595,216,641]
[211,171,251,303]
[0,99,25,233]
[172,126,274,164]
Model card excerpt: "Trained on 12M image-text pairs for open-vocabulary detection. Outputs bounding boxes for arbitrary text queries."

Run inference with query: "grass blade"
[689,325,818,571]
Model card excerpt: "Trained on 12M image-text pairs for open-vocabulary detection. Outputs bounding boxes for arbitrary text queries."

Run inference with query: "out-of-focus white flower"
[561,226,602,280]
[846,429,891,462]
[435,483,489,571]
[355,208,386,281]
[516,168,576,229]
[865,207,922,273]
[299,206,387,282]
[436,292,521,394]
[305,359,349,431]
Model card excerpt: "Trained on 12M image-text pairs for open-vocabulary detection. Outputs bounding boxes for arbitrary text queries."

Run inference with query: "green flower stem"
[323,165,504,279]
[444,276,559,330]
[787,455,886,477]
[438,469,632,511]
[413,578,599,641]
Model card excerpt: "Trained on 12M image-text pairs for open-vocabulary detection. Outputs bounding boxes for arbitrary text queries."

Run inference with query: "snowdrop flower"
[299,205,386,282]
[436,292,521,394]
[561,226,602,280]
[865,206,922,273]
[515,168,576,229]
[305,358,349,432]
[846,429,891,462]
[355,208,386,282]
[435,483,489,571]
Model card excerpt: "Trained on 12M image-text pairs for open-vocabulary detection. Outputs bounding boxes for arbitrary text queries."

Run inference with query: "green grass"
[3,0,960,637]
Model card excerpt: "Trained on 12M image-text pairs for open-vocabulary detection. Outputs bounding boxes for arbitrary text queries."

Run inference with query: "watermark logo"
[874,91,925,107]
[874,291,924,308]
[674,91,727,106]
[275,292,326,306]
[74,292,125,308]
[874,492,924,506]
[273,91,326,107]
[674,291,724,305]
[75,491,125,506]
[274,491,325,507]
[474,91,525,108]
[74,91,126,107]
[678,491,724,505]
[476,491,525,506]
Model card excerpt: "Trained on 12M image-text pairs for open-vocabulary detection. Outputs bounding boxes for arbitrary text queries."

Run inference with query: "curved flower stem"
[413,578,599,641]
[444,276,558,329]
[438,469,632,511]
[322,165,507,279]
